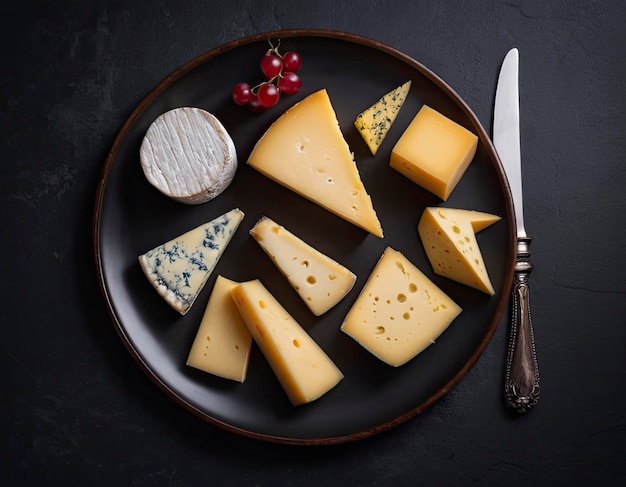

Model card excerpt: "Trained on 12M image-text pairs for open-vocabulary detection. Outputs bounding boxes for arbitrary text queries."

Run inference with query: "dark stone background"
[2,1,625,485]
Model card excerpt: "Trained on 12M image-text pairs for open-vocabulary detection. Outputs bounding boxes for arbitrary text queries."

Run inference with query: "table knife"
[493,48,540,413]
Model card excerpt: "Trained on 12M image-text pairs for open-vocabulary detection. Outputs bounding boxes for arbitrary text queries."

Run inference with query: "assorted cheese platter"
[93,30,515,444]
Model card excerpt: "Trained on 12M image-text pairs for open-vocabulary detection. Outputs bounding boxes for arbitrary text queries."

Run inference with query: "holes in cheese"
[230,279,344,406]
[341,247,462,367]
[250,216,357,316]
[418,207,501,295]
[390,105,478,201]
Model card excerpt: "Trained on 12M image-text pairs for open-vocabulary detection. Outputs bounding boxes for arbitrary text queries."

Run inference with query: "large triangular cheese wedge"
[418,207,500,295]
[138,208,244,314]
[247,89,383,238]
[250,216,356,316]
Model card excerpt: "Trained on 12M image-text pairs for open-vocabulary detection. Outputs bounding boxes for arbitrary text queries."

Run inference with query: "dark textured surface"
[2,1,625,485]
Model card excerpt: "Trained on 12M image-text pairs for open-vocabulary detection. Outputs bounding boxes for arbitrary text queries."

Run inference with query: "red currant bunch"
[231,40,303,112]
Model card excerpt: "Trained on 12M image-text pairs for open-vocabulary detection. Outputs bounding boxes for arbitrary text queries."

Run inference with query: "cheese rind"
[247,89,383,238]
[140,107,237,204]
[390,105,478,200]
[354,80,412,155]
[250,216,356,316]
[186,276,251,382]
[341,247,462,367]
[418,207,499,295]
[231,279,344,406]
[138,208,244,314]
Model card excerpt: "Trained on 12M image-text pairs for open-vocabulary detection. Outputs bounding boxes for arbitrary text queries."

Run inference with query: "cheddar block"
[390,105,478,200]
[186,276,252,382]
[341,247,462,367]
[354,80,412,155]
[250,216,356,316]
[418,207,500,295]
[247,89,383,238]
[231,279,344,406]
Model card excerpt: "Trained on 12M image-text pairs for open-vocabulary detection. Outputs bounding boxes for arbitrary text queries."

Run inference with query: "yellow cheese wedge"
[390,105,478,200]
[231,279,344,406]
[418,207,500,295]
[186,276,252,382]
[354,80,412,155]
[247,89,383,238]
[341,247,462,367]
[250,216,356,316]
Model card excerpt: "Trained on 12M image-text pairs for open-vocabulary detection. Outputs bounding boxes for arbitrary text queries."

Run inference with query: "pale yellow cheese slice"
[341,247,462,367]
[231,279,344,406]
[418,207,500,295]
[247,89,383,238]
[354,80,412,155]
[390,105,478,200]
[250,216,356,316]
[186,276,252,382]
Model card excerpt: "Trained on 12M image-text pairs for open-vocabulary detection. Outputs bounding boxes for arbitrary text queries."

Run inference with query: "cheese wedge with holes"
[341,247,462,367]
[186,276,252,382]
[231,279,344,406]
[138,208,244,314]
[247,89,383,238]
[390,105,478,200]
[354,80,412,155]
[418,207,500,295]
[250,216,356,316]
[140,107,237,204]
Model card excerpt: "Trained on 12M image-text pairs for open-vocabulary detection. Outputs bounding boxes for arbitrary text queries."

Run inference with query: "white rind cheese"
[138,208,244,314]
[186,276,252,382]
[140,107,237,205]
[250,216,356,316]
[341,247,462,367]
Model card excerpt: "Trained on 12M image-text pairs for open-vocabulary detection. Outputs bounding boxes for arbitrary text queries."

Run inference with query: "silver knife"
[493,48,540,413]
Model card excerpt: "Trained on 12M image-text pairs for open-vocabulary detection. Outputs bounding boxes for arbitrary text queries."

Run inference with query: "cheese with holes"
[418,207,500,295]
[390,105,478,200]
[247,89,383,238]
[138,208,244,314]
[231,279,344,406]
[140,107,237,204]
[250,216,356,316]
[186,276,252,382]
[354,80,412,155]
[341,247,462,367]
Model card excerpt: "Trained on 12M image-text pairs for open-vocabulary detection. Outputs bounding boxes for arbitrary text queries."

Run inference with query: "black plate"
[93,29,515,445]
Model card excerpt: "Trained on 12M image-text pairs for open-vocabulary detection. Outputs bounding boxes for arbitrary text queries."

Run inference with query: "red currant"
[231,82,252,106]
[247,94,265,113]
[260,54,283,78]
[282,51,302,72]
[257,83,281,108]
[278,72,302,95]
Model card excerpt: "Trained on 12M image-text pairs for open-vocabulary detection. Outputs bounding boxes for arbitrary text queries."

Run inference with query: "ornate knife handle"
[504,237,540,413]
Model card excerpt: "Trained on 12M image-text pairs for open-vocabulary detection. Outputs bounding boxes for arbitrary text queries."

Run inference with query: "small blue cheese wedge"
[354,80,412,155]
[186,276,252,382]
[250,216,356,316]
[231,279,344,406]
[418,207,500,295]
[341,247,462,367]
[138,208,244,315]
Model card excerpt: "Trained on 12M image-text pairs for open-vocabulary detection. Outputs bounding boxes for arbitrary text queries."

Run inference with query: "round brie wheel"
[139,107,237,205]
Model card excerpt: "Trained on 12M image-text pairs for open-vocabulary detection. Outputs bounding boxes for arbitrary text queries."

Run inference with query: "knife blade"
[493,48,540,413]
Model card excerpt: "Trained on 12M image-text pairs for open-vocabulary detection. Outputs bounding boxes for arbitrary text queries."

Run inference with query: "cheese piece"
[418,207,500,295]
[186,276,252,382]
[247,89,383,238]
[140,107,237,204]
[231,279,344,406]
[390,105,478,200]
[341,247,462,367]
[138,208,244,314]
[250,216,356,316]
[354,80,412,155]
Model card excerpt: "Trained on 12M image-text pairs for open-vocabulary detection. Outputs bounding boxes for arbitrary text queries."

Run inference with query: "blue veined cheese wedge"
[138,208,244,315]
[354,80,412,155]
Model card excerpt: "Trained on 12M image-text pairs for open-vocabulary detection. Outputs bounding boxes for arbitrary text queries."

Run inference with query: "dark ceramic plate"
[93,30,515,445]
